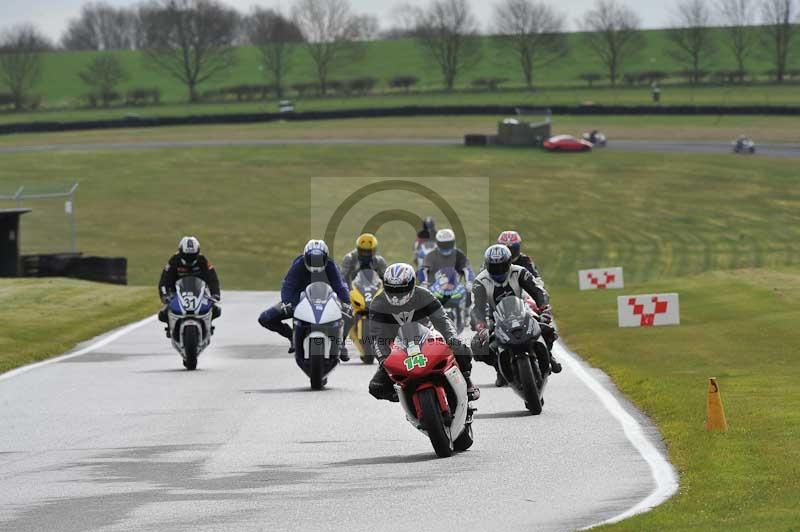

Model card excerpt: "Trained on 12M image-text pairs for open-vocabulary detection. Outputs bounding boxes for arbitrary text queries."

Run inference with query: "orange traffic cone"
[705,377,728,432]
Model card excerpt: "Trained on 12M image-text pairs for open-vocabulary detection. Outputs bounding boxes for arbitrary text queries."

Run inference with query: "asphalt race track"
[1,137,798,157]
[0,291,675,532]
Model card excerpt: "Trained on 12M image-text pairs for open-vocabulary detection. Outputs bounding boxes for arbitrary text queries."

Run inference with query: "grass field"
[0,278,156,373]
[3,115,800,145]
[3,83,800,126]
[553,268,800,530]
[1,145,798,289]
[1,26,800,123]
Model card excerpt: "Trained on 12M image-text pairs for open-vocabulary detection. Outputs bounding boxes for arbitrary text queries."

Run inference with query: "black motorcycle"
[491,295,552,414]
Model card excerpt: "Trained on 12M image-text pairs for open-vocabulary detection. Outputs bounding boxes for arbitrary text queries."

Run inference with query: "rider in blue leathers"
[258,240,353,360]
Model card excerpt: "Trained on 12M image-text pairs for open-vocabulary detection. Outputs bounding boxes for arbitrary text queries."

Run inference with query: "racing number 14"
[404,354,428,371]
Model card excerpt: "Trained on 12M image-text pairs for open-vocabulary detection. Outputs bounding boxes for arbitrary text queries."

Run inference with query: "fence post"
[14,186,24,208]
[68,182,79,253]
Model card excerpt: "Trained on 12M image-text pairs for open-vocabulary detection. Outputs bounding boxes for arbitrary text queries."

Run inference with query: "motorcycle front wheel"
[182,326,199,371]
[419,388,453,458]
[517,356,542,415]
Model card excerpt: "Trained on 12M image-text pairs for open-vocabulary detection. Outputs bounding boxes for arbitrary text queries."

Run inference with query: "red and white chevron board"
[578,267,624,290]
[617,293,680,328]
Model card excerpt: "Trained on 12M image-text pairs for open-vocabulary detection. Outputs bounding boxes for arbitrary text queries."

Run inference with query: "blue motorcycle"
[429,267,469,334]
[167,276,216,370]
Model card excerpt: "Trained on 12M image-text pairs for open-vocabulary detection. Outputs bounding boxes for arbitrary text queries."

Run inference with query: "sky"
[2,0,675,42]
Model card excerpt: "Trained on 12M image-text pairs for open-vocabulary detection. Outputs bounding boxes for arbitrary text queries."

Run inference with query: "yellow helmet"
[356,233,378,251]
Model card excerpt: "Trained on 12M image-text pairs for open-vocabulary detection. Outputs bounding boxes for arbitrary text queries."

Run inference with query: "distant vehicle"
[278,100,295,113]
[167,277,216,370]
[582,130,607,147]
[733,136,756,154]
[543,135,593,152]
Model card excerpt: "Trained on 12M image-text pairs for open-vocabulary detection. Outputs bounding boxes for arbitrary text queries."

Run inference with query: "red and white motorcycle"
[383,322,474,458]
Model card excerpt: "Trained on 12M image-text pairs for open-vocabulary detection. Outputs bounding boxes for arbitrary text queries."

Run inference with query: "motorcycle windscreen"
[353,269,381,293]
[300,282,342,324]
[493,296,530,325]
[396,322,431,349]
[175,277,207,313]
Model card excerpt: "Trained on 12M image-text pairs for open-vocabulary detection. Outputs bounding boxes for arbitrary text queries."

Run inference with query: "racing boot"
[494,370,507,387]
[368,367,399,402]
[550,354,562,374]
[464,371,480,401]
[339,345,350,362]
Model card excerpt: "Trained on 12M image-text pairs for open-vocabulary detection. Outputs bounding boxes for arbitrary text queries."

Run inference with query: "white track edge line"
[553,342,679,529]
[0,315,157,382]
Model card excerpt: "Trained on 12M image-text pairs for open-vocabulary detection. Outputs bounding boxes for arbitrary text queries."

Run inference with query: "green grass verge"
[0,278,158,373]
[552,268,800,530]
[1,146,798,289]
[3,83,800,125]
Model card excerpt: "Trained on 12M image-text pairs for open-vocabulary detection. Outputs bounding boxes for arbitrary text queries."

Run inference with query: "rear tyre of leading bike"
[419,388,453,458]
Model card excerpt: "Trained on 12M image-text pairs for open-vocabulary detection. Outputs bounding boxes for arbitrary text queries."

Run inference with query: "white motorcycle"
[166,277,216,370]
[292,281,344,390]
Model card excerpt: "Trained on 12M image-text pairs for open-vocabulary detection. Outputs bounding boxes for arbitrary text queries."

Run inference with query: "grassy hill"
[24,26,800,110]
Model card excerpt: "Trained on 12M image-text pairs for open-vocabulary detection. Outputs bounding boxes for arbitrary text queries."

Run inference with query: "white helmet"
[383,263,416,306]
[435,228,456,256]
[303,239,329,272]
[178,236,200,265]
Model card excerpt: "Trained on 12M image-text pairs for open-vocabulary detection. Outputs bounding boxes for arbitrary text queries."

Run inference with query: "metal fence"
[0,183,79,253]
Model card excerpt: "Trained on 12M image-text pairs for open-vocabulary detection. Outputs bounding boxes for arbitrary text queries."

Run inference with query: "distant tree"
[383,3,421,38]
[292,0,365,95]
[717,0,758,80]
[353,15,381,41]
[667,0,717,85]
[0,25,51,110]
[388,74,419,91]
[138,0,240,102]
[492,0,568,89]
[580,0,644,86]
[760,0,798,82]
[415,0,482,90]
[61,2,138,50]
[246,8,304,99]
[79,54,128,106]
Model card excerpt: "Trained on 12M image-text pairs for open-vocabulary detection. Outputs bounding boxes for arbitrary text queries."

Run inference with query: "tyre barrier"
[3,104,800,135]
[20,253,127,285]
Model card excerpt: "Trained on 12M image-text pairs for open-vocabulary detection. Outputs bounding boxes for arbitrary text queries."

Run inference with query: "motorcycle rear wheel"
[517,357,542,415]
[419,388,453,458]
[182,327,199,371]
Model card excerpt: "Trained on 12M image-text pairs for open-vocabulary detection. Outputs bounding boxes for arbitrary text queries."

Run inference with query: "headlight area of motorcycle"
[495,327,510,343]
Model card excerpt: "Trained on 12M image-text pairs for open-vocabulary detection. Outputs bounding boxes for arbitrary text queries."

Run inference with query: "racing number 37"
[404,354,428,371]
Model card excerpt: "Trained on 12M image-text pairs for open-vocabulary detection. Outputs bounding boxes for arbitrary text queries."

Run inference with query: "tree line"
[0,0,798,111]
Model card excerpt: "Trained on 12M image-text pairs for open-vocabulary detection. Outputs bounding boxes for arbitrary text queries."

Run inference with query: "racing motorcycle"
[167,276,216,370]
[293,281,344,390]
[348,269,383,364]
[491,295,552,414]
[383,322,474,458]
[429,267,469,334]
[582,130,607,147]
[733,137,756,154]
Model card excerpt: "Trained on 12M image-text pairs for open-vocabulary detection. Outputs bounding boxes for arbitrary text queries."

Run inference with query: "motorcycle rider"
[471,245,562,387]
[420,228,475,286]
[340,233,388,286]
[367,263,480,403]
[158,236,221,331]
[414,216,436,251]
[497,230,541,279]
[258,239,353,361]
